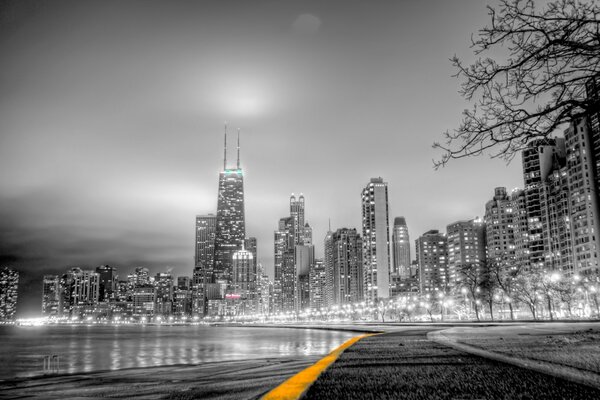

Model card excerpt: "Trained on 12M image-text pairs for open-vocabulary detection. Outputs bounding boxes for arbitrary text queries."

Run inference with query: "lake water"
[0,325,356,380]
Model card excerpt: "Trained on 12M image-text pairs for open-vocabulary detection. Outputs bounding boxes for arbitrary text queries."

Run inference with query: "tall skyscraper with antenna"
[214,125,246,284]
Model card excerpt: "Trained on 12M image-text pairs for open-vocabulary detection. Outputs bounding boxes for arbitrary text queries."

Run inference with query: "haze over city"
[0,0,525,316]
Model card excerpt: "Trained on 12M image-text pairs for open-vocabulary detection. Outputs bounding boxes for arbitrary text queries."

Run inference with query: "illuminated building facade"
[330,228,363,305]
[0,267,19,321]
[416,230,448,293]
[565,116,600,276]
[195,214,216,283]
[361,177,391,301]
[96,265,117,302]
[392,217,411,279]
[42,275,60,317]
[309,259,326,312]
[446,219,486,288]
[484,187,515,269]
[522,138,566,270]
[214,128,246,284]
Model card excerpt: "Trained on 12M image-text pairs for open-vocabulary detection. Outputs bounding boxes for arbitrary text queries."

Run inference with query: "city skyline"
[0,0,526,316]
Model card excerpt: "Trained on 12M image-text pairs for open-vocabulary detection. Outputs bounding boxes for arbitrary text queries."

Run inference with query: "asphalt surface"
[304,328,600,400]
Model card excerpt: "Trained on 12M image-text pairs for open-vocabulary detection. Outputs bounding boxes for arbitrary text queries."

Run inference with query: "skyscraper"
[214,127,246,283]
[361,177,391,301]
[323,227,335,308]
[290,194,305,245]
[195,214,216,282]
[274,194,313,313]
[392,217,411,279]
[416,230,448,293]
[0,267,19,321]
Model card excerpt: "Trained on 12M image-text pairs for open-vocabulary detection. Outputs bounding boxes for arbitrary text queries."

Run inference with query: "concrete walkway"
[428,322,600,390]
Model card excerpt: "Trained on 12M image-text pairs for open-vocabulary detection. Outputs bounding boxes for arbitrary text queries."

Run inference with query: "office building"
[214,127,246,283]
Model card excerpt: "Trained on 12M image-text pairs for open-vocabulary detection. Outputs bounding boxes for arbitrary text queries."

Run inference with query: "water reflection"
[0,326,355,379]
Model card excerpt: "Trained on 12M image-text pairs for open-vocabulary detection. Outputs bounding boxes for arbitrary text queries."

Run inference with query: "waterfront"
[0,325,356,380]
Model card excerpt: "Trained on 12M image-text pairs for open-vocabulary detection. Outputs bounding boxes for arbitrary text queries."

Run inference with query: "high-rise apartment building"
[0,267,19,321]
[585,75,600,197]
[195,214,216,283]
[446,219,486,288]
[484,187,515,268]
[392,217,411,279]
[541,166,573,273]
[565,116,600,276]
[416,230,448,293]
[361,177,391,301]
[522,138,566,270]
[510,189,530,271]
[42,275,60,317]
[214,128,245,283]
[330,228,363,305]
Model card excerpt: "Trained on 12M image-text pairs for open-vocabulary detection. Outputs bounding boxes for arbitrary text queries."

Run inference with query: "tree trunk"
[547,295,554,321]
[508,303,515,320]
[488,300,494,321]
[474,303,480,321]
[528,302,537,320]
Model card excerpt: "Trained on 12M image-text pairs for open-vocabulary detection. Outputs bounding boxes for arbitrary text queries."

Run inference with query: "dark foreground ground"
[304,328,600,400]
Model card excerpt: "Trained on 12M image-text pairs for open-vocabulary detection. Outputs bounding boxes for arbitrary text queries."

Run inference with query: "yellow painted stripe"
[261,333,376,400]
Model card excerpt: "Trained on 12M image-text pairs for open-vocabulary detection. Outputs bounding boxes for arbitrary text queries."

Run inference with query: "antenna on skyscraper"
[237,128,240,169]
[224,122,228,170]
[328,218,331,231]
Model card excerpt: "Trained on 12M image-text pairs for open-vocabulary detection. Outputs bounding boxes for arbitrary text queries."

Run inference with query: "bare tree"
[513,274,542,319]
[456,263,484,321]
[434,0,600,167]
[488,260,522,320]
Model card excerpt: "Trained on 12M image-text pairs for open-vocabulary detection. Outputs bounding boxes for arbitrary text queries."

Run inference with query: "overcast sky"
[0,0,527,316]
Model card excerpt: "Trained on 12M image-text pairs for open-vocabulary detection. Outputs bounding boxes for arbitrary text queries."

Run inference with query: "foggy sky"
[0,0,525,316]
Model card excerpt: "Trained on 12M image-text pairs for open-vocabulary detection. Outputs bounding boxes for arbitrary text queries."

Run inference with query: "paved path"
[304,328,600,399]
